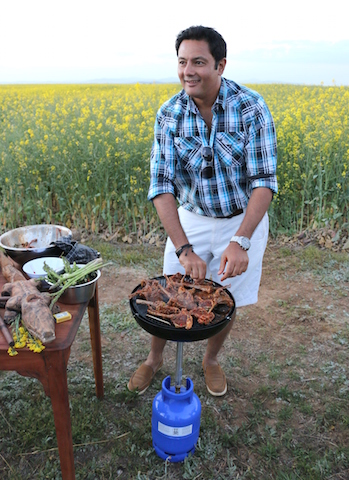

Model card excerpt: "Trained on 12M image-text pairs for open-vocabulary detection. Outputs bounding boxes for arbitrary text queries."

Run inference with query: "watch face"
[241,237,250,250]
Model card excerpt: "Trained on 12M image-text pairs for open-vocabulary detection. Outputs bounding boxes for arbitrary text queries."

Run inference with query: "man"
[128,25,277,396]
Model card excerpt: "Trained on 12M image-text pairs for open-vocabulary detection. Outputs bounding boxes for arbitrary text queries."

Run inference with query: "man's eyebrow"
[178,56,208,61]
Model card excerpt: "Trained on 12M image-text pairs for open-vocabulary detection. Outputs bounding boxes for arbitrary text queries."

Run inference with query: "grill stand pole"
[174,342,184,393]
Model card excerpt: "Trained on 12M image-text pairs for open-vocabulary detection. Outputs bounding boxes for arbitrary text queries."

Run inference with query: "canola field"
[0,83,348,237]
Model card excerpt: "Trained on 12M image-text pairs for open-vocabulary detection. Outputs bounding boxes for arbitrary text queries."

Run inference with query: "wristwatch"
[230,236,251,251]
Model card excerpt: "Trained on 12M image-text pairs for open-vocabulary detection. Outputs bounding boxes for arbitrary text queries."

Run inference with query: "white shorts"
[163,207,269,308]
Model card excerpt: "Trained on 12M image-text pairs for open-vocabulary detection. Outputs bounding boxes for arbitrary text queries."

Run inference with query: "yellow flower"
[7,347,18,356]
[8,315,45,356]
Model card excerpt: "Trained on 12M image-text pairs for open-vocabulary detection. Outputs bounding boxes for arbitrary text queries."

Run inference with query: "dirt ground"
[95,244,347,348]
[90,241,348,397]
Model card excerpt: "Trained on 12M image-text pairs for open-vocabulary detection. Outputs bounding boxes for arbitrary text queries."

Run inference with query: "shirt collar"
[215,77,227,110]
[184,77,228,115]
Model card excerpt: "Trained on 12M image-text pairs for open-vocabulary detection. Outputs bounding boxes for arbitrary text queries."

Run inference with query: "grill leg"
[175,342,183,393]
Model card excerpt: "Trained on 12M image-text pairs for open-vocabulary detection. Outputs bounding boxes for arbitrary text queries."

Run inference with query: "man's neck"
[191,78,221,112]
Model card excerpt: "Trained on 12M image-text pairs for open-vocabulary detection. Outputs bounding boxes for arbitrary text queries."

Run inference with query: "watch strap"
[230,236,250,250]
[175,243,193,258]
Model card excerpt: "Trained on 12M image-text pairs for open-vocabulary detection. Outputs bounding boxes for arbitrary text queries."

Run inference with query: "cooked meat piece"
[181,282,215,293]
[165,273,214,293]
[130,279,168,302]
[143,303,193,329]
[167,287,197,310]
[170,310,193,329]
[191,307,215,325]
[194,295,216,311]
[213,287,235,307]
[136,300,181,316]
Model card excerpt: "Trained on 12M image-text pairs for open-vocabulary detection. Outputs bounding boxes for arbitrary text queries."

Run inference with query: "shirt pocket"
[174,136,203,171]
[216,131,245,168]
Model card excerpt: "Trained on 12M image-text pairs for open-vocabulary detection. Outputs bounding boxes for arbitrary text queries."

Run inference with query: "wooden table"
[0,274,103,480]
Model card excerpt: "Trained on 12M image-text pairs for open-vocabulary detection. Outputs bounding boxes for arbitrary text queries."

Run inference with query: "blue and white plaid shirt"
[148,78,278,217]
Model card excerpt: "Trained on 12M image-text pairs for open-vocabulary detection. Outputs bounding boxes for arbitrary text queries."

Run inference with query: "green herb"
[44,258,112,308]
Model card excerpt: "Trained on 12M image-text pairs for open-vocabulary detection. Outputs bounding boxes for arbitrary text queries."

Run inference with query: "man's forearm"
[153,194,189,249]
[235,187,273,238]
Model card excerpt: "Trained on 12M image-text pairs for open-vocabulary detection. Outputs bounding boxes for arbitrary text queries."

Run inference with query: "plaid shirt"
[148,78,278,217]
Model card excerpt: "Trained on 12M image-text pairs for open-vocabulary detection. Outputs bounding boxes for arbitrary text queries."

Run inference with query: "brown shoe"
[127,361,163,394]
[203,362,227,396]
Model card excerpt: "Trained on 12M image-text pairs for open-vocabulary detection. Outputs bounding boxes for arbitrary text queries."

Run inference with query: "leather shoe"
[203,361,227,396]
[127,361,163,394]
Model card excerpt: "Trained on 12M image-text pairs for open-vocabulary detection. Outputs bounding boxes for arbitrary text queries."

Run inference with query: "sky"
[1,0,349,86]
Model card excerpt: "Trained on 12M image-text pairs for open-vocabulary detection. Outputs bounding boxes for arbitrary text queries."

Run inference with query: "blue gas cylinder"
[152,375,201,462]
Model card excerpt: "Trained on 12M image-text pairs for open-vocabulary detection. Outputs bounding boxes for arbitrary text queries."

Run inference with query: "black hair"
[175,25,227,69]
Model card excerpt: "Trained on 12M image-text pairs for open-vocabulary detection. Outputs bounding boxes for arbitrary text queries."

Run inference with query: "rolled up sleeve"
[245,99,278,195]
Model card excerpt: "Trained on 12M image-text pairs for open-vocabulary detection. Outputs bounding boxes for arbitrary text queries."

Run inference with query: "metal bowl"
[0,224,72,266]
[55,269,101,305]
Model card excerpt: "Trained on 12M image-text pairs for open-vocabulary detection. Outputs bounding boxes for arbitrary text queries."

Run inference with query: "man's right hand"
[178,247,207,282]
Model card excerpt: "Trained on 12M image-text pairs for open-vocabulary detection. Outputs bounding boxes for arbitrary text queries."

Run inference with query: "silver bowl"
[0,224,72,266]
[58,270,101,304]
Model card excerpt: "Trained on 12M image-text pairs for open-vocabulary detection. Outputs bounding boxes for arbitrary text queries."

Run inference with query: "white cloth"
[163,207,269,308]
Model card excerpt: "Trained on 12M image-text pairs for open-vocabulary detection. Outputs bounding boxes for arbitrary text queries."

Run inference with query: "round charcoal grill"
[130,275,236,392]
[130,275,236,461]
[129,275,236,343]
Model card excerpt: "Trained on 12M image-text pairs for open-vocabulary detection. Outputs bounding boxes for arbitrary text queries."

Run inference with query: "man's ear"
[218,58,227,75]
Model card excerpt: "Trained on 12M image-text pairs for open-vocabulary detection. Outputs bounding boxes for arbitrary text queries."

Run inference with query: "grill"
[129,274,237,462]
[129,275,236,342]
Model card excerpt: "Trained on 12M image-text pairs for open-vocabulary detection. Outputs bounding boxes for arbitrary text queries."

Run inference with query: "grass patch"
[1,242,348,479]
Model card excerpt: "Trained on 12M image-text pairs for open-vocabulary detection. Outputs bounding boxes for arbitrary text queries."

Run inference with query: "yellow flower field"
[0,83,348,238]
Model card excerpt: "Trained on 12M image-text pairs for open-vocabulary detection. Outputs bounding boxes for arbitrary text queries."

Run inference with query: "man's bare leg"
[144,336,167,369]
[203,311,236,367]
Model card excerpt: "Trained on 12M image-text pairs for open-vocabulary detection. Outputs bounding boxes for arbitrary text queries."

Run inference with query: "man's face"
[177,39,226,105]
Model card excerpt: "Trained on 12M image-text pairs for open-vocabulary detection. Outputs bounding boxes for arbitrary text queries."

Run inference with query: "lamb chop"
[194,294,216,312]
[161,276,182,296]
[167,286,197,310]
[129,279,167,302]
[181,281,215,293]
[191,307,215,325]
[164,273,185,284]
[212,287,235,308]
[165,309,193,329]
[136,299,180,316]
[136,299,193,329]
[193,285,234,309]
[165,273,215,294]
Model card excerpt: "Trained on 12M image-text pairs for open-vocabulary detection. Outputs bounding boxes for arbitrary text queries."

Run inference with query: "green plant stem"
[48,259,112,309]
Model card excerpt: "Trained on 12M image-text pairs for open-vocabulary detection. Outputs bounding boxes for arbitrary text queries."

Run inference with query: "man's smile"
[185,79,200,85]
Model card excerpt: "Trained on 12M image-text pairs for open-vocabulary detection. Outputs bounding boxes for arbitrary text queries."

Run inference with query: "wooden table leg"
[40,349,75,480]
[88,284,104,398]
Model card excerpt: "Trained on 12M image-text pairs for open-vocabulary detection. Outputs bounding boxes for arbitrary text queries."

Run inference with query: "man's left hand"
[218,242,249,281]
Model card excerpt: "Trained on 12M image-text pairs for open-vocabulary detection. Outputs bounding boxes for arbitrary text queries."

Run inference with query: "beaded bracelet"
[175,243,193,258]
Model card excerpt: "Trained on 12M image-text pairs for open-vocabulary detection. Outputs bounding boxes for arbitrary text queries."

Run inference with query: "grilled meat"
[131,274,234,329]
